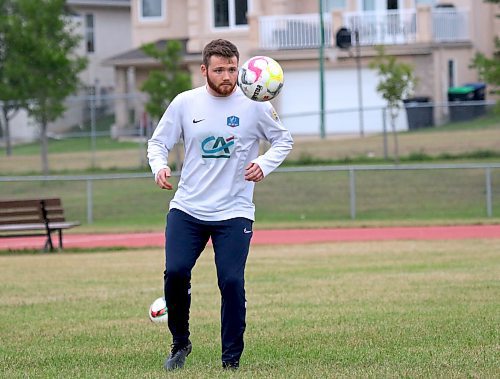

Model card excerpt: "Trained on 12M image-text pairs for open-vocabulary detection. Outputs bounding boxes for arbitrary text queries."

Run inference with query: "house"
[50,0,132,135]
[68,0,132,94]
[105,1,500,136]
[5,0,132,142]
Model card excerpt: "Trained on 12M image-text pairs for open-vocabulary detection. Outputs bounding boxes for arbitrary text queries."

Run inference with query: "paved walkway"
[1,225,500,250]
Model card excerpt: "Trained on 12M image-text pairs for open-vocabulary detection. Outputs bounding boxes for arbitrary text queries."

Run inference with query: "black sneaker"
[164,340,192,371]
[222,361,239,370]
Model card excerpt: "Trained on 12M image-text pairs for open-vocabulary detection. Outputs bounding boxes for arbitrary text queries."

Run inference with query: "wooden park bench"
[0,198,80,251]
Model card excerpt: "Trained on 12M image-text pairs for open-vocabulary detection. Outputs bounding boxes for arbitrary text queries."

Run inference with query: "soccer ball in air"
[148,297,168,323]
[238,56,284,102]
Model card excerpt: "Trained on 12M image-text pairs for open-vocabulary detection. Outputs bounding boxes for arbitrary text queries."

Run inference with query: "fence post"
[349,168,356,219]
[86,179,93,224]
[382,108,388,160]
[90,91,97,168]
[485,167,492,217]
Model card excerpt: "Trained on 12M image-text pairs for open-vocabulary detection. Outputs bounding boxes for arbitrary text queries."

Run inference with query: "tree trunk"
[390,113,399,164]
[40,119,49,175]
[1,107,12,156]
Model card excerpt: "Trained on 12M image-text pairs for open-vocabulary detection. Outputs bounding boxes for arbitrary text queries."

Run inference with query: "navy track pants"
[164,208,253,363]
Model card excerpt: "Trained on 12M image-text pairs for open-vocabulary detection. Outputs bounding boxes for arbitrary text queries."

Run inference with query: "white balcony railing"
[343,10,417,46]
[259,14,333,50]
[258,8,470,51]
[432,8,469,42]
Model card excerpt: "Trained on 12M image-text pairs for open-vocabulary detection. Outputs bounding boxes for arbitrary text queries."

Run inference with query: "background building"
[106,0,498,137]
[7,0,132,142]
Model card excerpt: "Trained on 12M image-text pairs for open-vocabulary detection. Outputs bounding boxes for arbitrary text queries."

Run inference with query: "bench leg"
[58,230,63,249]
[44,232,54,252]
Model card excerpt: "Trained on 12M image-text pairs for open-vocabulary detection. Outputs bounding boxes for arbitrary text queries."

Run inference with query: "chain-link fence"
[1,164,498,226]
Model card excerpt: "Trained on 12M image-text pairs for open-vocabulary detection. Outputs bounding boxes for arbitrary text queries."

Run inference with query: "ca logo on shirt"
[201,136,235,159]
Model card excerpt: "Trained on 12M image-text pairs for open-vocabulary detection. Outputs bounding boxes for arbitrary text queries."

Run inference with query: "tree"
[370,46,417,163]
[13,0,86,174]
[471,38,500,107]
[470,0,500,110]
[0,0,26,156]
[141,40,191,123]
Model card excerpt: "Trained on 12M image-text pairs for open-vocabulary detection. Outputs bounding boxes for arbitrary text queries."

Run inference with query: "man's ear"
[201,64,207,77]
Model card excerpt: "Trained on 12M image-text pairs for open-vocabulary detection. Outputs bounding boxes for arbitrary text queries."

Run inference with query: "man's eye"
[229,68,237,73]
[214,69,223,74]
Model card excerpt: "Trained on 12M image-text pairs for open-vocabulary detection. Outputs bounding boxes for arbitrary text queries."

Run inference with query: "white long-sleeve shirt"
[147,85,293,221]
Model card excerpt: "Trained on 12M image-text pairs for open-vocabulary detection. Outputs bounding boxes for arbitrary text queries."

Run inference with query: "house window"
[139,0,164,21]
[213,0,248,28]
[387,0,398,10]
[360,0,403,11]
[85,14,94,53]
[362,0,375,11]
[325,0,346,11]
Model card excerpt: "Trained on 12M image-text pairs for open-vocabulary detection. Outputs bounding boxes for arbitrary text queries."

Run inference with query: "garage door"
[278,68,408,136]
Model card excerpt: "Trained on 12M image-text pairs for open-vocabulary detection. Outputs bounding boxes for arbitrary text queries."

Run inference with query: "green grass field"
[1,240,498,378]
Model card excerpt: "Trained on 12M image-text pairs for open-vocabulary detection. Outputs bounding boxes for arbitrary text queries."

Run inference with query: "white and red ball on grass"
[149,296,168,323]
[238,56,284,102]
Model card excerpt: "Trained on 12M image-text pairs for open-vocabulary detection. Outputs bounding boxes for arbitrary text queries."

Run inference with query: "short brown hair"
[202,39,239,67]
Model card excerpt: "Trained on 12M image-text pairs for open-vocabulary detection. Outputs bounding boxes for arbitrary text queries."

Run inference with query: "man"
[147,39,293,371]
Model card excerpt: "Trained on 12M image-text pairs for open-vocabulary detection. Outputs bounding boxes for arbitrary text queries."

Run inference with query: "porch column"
[270,0,287,15]
[247,0,262,50]
[346,0,357,12]
[416,5,432,43]
[113,66,128,139]
[332,10,344,33]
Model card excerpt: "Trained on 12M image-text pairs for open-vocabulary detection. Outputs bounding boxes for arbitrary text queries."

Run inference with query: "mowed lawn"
[1,240,498,378]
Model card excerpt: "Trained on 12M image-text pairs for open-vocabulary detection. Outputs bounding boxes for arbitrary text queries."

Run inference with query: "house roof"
[103,39,200,68]
[67,0,130,7]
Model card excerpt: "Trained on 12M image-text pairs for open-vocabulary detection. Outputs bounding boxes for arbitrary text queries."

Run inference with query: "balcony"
[258,7,469,50]
[259,13,333,50]
[432,8,469,42]
[343,10,417,45]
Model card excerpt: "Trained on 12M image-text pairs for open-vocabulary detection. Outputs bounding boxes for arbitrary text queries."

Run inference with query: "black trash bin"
[464,82,486,100]
[403,96,434,130]
[464,82,487,118]
[448,86,474,122]
[448,84,486,122]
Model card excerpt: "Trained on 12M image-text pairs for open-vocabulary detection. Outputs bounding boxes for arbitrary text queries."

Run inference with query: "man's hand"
[245,162,264,182]
[155,167,173,190]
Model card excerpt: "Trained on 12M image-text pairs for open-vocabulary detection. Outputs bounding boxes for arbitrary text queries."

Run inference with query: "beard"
[206,74,236,96]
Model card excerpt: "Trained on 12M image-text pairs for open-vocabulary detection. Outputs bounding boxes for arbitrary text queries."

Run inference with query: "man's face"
[202,55,238,97]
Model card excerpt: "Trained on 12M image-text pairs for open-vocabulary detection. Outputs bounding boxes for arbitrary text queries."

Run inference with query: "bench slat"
[0,210,43,217]
[0,198,61,209]
[0,221,80,232]
[0,217,67,225]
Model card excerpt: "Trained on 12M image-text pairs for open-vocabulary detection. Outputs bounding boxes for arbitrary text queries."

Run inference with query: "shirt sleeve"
[251,103,293,177]
[147,95,183,180]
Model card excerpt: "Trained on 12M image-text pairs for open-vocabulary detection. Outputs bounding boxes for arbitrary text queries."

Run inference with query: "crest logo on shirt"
[227,115,239,128]
[270,107,280,122]
[201,136,235,159]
